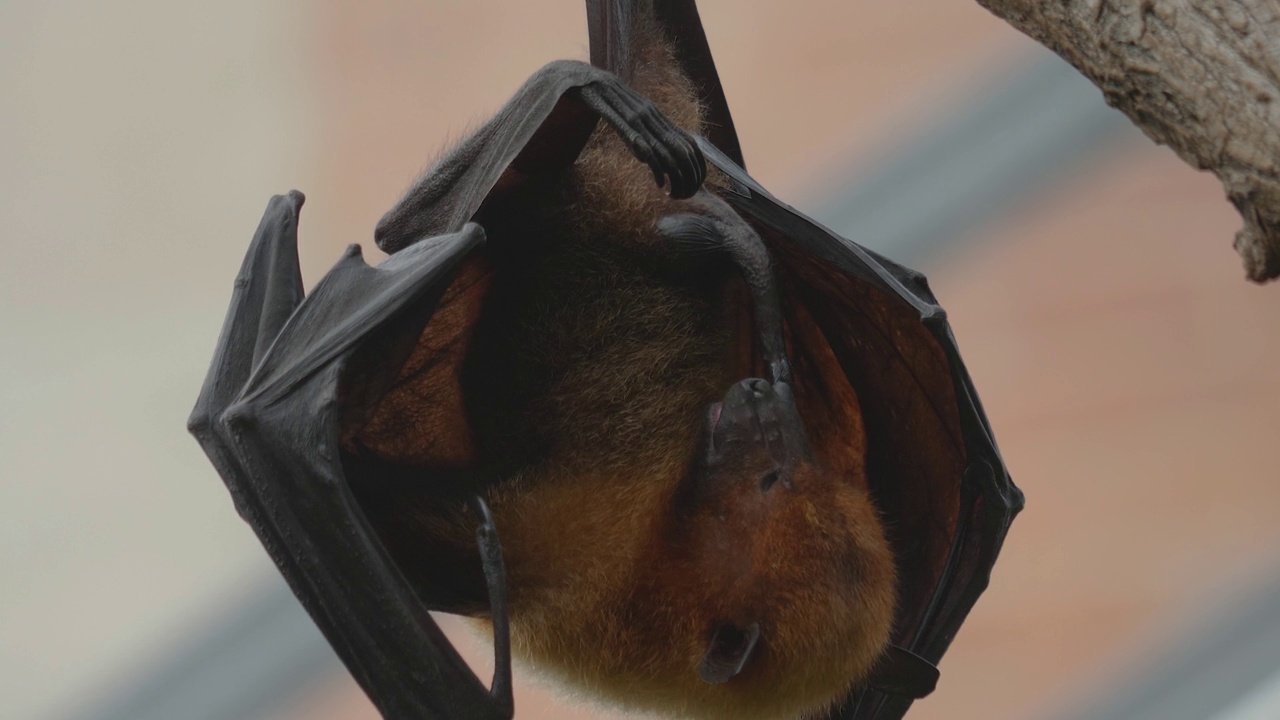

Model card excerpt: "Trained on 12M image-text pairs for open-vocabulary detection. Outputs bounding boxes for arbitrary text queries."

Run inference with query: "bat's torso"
[457,33,738,641]
[348,16,897,720]
[461,185,732,484]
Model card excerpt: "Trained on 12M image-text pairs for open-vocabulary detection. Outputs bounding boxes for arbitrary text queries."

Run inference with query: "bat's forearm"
[376,59,704,253]
[659,191,789,385]
[375,61,613,253]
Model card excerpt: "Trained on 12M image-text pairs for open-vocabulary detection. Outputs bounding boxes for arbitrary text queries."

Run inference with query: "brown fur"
[350,15,896,720]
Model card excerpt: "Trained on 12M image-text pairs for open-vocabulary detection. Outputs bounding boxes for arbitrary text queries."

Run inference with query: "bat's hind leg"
[658,191,791,385]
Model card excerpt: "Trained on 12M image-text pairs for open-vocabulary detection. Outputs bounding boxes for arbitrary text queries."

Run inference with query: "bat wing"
[376,58,672,251]
[700,141,1025,720]
[190,53,710,720]
[188,192,510,720]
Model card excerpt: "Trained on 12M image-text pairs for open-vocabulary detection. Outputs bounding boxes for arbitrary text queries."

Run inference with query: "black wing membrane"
[376,61,618,251]
[188,193,510,720]
[189,54,714,720]
[700,141,1024,720]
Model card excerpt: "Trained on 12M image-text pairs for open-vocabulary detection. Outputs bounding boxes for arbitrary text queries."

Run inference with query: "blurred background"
[4,1,1279,719]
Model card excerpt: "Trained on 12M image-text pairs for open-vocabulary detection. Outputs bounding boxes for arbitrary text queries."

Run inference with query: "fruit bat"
[188,1,1022,719]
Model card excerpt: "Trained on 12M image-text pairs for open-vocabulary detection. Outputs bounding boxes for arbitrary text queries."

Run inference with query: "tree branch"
[975,0,1280,282]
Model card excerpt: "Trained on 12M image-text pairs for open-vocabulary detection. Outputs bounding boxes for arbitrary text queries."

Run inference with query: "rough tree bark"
[975,0,1280,283]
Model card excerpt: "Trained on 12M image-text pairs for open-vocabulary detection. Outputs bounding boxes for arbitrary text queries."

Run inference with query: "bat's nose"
[725,378,772,407]
[743,378,769,398]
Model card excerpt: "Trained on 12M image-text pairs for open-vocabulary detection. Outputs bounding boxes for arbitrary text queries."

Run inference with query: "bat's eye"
[759,469,782,492]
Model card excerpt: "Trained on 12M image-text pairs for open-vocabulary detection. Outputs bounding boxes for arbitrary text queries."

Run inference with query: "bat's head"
[626,377,899,718]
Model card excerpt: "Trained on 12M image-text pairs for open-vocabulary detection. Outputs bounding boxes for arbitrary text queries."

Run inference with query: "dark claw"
[470,495,514,717]
[651,161,665,189]
[669,133,706,200]
[651,136,682,195]
[672,140,695,192]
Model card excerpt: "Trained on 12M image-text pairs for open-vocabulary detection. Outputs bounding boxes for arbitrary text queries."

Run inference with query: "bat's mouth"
[710,378,773,444]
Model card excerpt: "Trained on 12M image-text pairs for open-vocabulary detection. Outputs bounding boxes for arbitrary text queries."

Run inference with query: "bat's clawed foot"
[580,79,706,199]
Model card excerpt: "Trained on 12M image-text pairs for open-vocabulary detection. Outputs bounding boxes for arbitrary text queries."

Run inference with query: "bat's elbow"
[187,399,229,441]
[186,409,210,438]
[372,213,397,253]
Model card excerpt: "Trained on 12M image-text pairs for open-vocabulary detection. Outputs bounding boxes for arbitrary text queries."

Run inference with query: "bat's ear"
[585,0,744,167]
[864,645,939,700]
[698,622,761,684]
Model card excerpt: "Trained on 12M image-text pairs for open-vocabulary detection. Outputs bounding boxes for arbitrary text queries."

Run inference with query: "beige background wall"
[2,2,314,717]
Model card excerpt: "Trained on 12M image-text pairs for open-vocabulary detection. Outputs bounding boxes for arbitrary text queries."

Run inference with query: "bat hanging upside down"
[189,1,1021,719]
[359,10,896,718]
